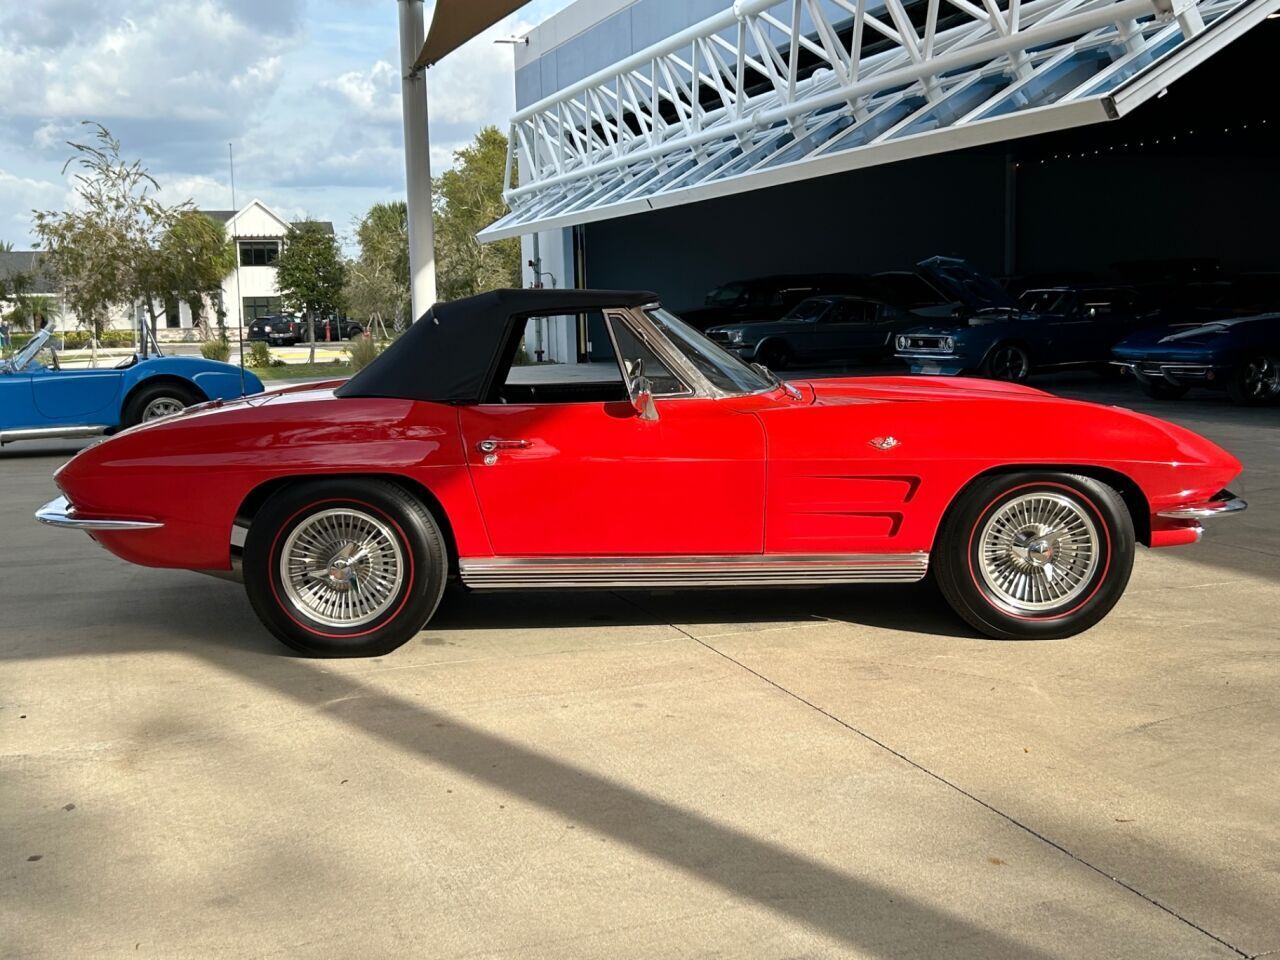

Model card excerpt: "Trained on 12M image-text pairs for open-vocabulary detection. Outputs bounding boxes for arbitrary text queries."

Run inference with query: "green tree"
[1,268,36,335]
[433,126,520,301]
[32,123,170,339]
[276,221,346,362]
[345,201,410,333]
[144,210,236,339]
[31,124,235,347]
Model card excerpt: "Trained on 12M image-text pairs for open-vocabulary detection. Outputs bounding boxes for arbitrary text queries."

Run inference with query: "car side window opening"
[828,301,874,324]
[491,312,631,406]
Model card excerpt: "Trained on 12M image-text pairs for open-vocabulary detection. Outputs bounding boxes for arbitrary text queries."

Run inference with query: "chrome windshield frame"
[625,304,775,400]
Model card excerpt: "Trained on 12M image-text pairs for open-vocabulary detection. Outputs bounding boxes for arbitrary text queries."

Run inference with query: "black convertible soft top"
[335,287,658,404]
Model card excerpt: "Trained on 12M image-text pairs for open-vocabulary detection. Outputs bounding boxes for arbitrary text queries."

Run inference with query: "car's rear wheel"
[243,479,448,657]
[1225,353,1280,406]
[122,382,202,427]
[346,325,364,340]
[1139,380,1190,401]
[933,472,1134,640]
[982,343,1030,381]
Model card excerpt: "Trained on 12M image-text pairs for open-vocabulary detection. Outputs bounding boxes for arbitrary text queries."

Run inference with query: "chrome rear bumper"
[1157,493,1248,520]
[35,496,163,531]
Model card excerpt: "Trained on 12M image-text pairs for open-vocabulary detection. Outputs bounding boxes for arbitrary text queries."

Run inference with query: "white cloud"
[323,60,401,125]
[0,0,575,249]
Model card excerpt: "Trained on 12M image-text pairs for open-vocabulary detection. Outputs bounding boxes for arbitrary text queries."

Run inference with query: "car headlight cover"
[729,329,745,344]
[942,336,954,352]
[896,335,909,351]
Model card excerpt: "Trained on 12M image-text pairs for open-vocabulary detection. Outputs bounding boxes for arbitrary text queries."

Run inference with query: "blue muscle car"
[1111,313,1280,405]
[894,257,1150,381]
[1,328,265,444]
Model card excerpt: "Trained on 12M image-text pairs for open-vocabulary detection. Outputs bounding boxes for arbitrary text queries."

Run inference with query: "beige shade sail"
[415,0,528,70]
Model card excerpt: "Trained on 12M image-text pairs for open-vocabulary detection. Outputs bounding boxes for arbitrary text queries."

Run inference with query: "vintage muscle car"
[2,327,264,444]
[707,294,945,368]
[894,258,1151,380]
[37,289,1245,657]
[1111,312,1280,404]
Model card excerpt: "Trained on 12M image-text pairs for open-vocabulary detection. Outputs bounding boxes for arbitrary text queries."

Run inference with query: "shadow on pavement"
[185,638,1061,959]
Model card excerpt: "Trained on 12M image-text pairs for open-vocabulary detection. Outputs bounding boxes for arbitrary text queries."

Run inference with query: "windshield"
[647,307,771,395]
[781,298,829,322]
[1019,290,1073,313]
[7,328,51,372]
[705,283,746,307]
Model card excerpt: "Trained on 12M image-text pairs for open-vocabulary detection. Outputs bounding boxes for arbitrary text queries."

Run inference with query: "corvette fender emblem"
[869,436,899,451]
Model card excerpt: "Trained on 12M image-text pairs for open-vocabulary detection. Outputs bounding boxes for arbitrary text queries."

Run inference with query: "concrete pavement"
[2,374,1277,959]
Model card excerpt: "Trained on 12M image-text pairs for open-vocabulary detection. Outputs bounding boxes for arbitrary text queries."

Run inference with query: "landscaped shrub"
[244,340,283,368]
[346,333,381,371]
[200,339,231,362]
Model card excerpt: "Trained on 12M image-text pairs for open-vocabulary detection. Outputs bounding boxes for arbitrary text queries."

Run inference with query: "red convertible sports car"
[37,289,1246,657]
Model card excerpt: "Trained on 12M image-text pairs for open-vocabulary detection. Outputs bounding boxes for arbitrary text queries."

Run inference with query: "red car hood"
[797,375,1051,404]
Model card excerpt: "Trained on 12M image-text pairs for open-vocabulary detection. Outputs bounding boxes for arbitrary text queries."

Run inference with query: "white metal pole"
[399,0,437,321]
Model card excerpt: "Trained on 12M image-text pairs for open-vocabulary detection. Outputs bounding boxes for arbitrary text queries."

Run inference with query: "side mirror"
[631,375,659,421]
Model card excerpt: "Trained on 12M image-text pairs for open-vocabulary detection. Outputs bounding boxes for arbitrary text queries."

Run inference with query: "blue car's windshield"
[781,299,829,322]
[6,328,51,372]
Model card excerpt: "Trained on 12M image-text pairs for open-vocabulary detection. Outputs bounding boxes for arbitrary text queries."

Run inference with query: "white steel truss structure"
[479,0,1277,241]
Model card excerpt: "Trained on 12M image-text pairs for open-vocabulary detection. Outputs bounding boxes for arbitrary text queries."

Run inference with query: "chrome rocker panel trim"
[460,553,930,589]
[1,425,109,445]
[1157,494,1248,520]
[35,496,164,531]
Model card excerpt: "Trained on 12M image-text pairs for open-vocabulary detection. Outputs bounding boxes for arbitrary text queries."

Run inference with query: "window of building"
[243,297,283,322]
[239,241,280,267]
[165,300,181,328]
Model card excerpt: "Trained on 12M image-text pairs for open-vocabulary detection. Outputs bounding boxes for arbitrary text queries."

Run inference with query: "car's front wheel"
[755,340,791,371]
[1225,353,1280,405]
[982,343,1030,381]
[933,472,1134,640]
[243,479,448,657]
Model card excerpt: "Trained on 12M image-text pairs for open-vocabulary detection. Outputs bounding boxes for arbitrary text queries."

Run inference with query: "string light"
[1028,118,1272,166]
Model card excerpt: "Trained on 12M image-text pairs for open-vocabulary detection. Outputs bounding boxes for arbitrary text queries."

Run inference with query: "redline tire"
[243,479,448,657]
[933,472,1135,640]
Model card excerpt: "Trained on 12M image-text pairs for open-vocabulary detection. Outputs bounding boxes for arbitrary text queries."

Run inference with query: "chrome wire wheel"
[1240,355,1280,401]
[977,492,1100,615]
[278,508,406,628]
[142,396,186,421]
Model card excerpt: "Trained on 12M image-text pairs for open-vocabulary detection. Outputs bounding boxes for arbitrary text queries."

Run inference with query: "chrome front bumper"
[1157,492,1248,520]
[1112,360,1224,385]
[35,496,163,531]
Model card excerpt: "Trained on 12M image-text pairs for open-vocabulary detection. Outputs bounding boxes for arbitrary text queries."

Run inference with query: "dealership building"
[452,0,1278,362]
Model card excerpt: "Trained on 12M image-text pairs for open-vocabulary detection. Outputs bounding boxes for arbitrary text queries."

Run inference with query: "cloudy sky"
[0,0,569,251]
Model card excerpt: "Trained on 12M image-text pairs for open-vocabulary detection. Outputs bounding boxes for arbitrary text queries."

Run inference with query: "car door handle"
[477,438,532,453]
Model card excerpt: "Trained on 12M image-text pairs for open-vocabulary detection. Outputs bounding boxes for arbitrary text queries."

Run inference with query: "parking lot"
[3,375,1278,960]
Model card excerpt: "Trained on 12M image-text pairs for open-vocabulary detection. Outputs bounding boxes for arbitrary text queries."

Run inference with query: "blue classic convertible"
[1111,313,1280,405]
[1,328,264,444]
